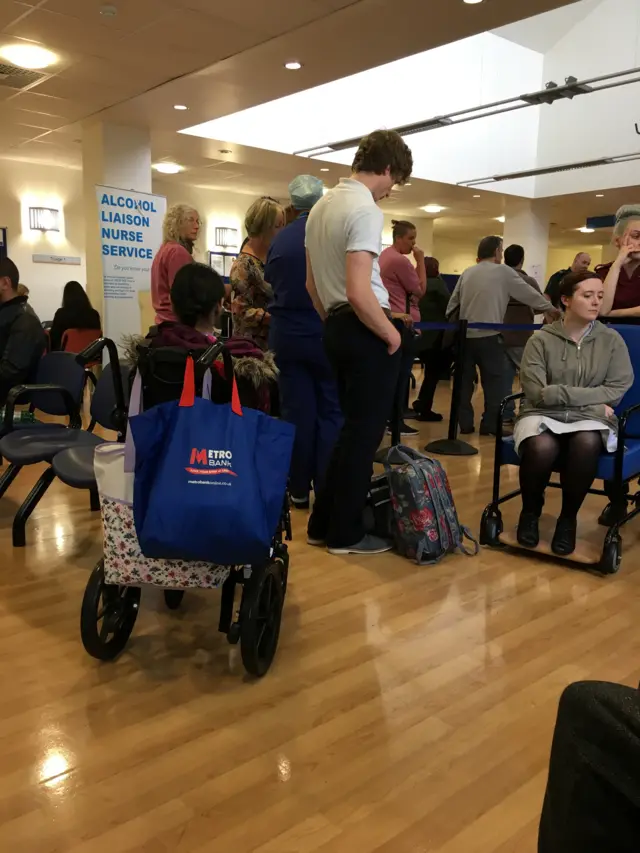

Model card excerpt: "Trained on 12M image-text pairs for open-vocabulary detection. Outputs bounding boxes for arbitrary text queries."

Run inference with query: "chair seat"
[0,428,104,465]
[501,436,640,482]
[0,420,67,440]
[53,444,107,489]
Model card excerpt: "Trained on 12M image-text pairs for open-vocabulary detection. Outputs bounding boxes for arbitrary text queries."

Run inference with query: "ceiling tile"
[32,73,138,103]
[42,0,175,32]
[9,89,95,120]
[0,1,34,31]
[0,106,67,128]
[113,9,264,60]
[2,8,127,58]
[179,0,328,36]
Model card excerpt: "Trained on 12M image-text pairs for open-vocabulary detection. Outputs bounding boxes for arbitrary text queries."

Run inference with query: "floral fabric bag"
[384,446,478,565]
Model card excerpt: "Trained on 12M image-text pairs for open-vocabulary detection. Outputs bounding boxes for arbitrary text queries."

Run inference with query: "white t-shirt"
[305,178,389,312]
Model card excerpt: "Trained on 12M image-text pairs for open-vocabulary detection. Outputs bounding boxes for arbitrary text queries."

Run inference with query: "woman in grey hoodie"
[515,270,633,556]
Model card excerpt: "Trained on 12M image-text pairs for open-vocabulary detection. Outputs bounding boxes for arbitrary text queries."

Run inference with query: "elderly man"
[265,175,343,511]
[545,251,591,308]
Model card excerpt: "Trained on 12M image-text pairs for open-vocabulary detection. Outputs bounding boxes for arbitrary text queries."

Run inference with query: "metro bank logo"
[186,448,237,477]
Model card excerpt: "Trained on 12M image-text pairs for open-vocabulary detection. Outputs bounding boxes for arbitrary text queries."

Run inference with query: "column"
[82,122,151,312]
[502,198,550,288]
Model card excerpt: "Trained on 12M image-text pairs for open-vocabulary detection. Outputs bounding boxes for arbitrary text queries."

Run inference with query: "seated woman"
[515,270,633,556]
[50,280,101,351]
[141,262,277,413]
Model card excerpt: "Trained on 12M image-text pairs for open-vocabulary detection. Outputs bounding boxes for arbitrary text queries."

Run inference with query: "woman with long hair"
[50,280,101,351]
[151,203,200,325]
[515,270,633,556]
[229,196,284,350]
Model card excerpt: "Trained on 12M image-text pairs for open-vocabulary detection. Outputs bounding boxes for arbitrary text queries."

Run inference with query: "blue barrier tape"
[412,321,542,332]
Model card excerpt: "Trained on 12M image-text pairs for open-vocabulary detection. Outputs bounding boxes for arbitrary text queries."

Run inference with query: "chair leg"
[12,467,56,547]
[0,463,22,500]
[89,488,100,512]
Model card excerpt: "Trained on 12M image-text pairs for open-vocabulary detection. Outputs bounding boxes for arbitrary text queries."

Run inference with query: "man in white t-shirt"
[305,129,413,555]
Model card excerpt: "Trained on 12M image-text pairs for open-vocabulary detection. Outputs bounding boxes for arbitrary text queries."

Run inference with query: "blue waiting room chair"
[480,324,640,575]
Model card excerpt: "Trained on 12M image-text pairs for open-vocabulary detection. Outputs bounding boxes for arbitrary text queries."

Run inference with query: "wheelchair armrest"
[499,392,525,419]
[196,342,224,368]
[618,401,640,441]
[4,384,82,432]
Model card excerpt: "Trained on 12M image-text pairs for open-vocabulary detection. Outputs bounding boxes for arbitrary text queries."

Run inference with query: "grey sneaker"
[328,534,393,556]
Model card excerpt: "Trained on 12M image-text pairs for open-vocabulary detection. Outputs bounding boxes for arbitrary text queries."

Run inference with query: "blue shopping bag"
[129,353,294,566]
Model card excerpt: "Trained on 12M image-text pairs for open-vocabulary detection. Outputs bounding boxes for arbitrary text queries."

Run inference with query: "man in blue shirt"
[265,175,343,509]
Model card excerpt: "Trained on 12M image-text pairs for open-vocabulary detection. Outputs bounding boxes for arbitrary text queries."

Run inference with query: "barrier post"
[425,319,478,457]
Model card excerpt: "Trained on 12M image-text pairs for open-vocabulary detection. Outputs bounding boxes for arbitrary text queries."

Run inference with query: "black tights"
[519,431,602,520]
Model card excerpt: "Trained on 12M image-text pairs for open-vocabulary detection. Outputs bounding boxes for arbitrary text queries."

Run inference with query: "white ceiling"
[492,0,602,53]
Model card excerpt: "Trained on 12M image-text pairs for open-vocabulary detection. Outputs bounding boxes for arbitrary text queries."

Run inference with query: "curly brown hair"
[351,130,413,184]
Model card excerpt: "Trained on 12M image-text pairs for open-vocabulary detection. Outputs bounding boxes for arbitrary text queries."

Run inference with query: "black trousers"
[417,345,453,412]
[539,681,640,853]
[458,334,511,433]
[308,312,401,548]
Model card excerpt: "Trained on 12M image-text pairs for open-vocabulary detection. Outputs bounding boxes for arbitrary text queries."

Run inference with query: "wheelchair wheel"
[163,589,185,610]
[240,560,284,677]
[81,559,141,661]
[599,535,622,576]
[480,506,503,547]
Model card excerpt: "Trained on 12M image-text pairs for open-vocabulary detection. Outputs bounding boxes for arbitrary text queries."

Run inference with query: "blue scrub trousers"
[270,327,343,501]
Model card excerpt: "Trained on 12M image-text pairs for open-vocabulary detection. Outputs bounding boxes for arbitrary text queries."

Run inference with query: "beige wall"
[0,160,86,322]
[431,237,479,275]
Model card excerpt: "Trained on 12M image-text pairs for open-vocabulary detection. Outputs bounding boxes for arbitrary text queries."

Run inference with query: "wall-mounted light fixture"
[29,207,60,232]
[214,226,239,248]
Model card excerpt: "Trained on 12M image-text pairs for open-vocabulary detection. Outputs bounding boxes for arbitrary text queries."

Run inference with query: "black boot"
[517,511,540,548]
[551,517,577,556]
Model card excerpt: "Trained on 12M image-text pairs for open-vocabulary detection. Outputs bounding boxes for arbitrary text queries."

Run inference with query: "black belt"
[328,303,392,320]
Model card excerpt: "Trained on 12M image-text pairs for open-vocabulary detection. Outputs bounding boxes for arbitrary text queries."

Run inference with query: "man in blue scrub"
[266,175,343,509]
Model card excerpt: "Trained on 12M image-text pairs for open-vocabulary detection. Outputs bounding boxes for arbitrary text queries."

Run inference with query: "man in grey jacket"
[446,236,557,436]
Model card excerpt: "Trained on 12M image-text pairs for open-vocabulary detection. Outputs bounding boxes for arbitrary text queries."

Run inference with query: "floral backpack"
[384,446,478,565]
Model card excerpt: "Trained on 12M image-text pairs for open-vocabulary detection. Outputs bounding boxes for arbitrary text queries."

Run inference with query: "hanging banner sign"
[96,185,166,347]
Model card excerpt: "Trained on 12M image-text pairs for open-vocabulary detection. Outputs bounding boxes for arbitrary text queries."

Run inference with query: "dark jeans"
[458,334,511,433]
[392,329,419,423]
[416,345,453,413]
[308,312,401,548]
[270,328,343,501]
[539,681,640,853]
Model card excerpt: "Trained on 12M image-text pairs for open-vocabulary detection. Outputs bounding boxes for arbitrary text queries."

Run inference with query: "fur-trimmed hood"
[124,324,278,389]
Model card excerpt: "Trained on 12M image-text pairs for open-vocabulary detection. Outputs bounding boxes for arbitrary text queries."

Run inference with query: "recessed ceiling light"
[473,194,481,198]
[284,61,302,70]
[320,168,329,172]
[174,104,188,111]
[463,0,484,4]
[495,215,506,223]
[152,162,182,174]
[421,204,445,214]
[99,4,117,16]
[219,148,232,154]
[578,226,595,233]
[596,193,604,197]
[0,44,58,69]
[405,182,412,186]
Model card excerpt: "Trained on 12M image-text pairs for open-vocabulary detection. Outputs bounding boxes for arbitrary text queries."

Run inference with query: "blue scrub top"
[265,213,323,338]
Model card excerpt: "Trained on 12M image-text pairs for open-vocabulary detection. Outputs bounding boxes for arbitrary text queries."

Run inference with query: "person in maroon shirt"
[597,205,640,317]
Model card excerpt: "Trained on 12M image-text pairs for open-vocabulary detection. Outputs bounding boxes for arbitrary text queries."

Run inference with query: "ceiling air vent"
[0,63,45,90]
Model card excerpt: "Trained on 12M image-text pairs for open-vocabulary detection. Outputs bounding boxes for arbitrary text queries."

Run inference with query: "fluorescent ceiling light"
[596,193,604,197]
[0,44,58,69]
[495,215,506,223]
[153,162,183,174]
[421,204,445,213]
[578,226,595,233]
[284,61,302,70]
[174,104,188,111]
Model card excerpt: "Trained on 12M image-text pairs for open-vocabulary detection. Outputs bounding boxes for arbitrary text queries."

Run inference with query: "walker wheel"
[163,589,185,610]
[239,560,284,677]
[480,506,503,547]
[80,560,140,660]
[600,535,622,575]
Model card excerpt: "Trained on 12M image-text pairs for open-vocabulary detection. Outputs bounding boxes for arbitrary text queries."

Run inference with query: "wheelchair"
[479,324,640,575]
[78,337,292,678]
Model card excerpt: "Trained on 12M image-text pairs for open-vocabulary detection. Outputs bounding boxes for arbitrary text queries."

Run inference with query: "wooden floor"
[2,381,640,852]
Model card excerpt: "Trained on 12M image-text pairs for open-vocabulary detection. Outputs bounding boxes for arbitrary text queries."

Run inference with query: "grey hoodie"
[518,320,634,430]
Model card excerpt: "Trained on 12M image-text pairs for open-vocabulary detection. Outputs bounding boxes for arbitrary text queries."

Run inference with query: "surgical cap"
[288,175,324,211]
